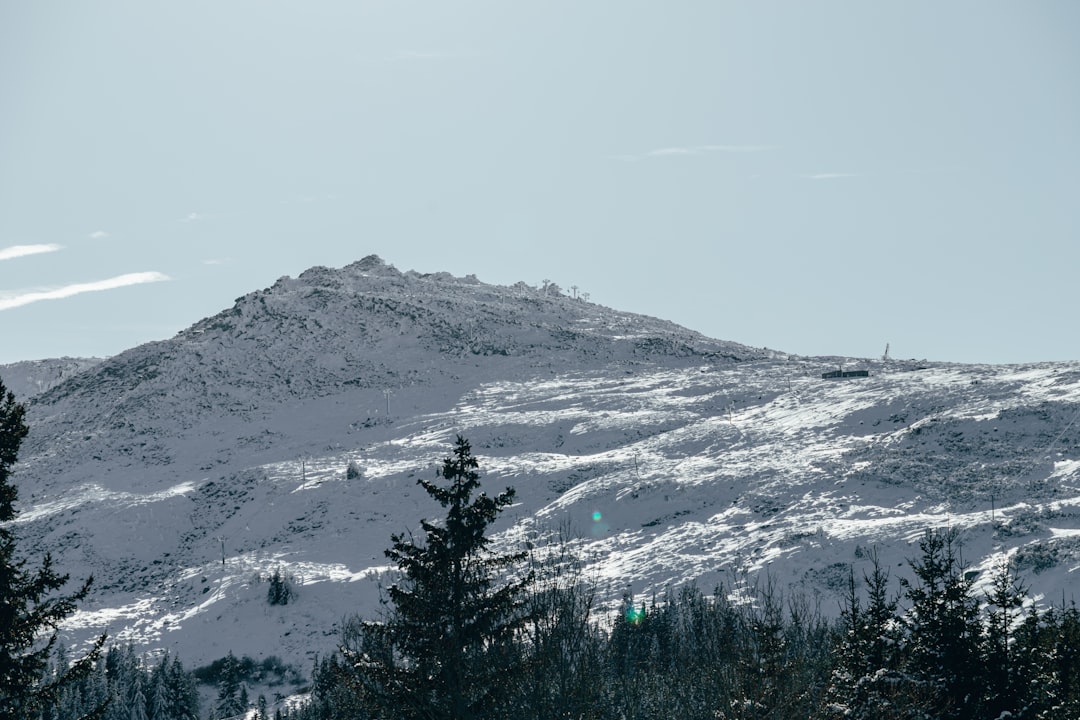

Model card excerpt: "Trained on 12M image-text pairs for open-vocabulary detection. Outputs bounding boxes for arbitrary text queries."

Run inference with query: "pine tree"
[342,435,534,720]
[0,378,107,719]
[900,528,983,720]
[267,568,293,606]
[826,548,918,719]
[980,559,1030,716]
[165,657,199,720]
[213,652,244,719]
[127,674,147,720]
[519,544,604,720]
[147,668,169,720]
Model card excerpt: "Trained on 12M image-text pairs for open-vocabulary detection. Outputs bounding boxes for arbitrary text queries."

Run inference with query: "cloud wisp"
[0,244,64,262]
[0,272,170,311]
[88,231,109,240]
[612,144,778,162]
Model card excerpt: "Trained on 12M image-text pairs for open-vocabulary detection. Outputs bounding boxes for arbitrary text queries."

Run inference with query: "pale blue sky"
[2,1,1077,365]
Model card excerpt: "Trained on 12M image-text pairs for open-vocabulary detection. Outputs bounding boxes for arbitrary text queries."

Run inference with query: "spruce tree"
[213,652,244,719]
[127,674,147,720]
[980,559,1030,716]
[827,549,914,719]
[900,528,983,720]
[165,657,199,720]
[0,378,107,719]
[343,435,534,720]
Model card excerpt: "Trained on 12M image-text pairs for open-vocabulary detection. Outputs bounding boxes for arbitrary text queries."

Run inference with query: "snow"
[3,255,1079,674]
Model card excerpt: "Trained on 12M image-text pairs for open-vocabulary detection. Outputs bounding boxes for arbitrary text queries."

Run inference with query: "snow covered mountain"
[1,357,103,400]
[5,256,1080,673]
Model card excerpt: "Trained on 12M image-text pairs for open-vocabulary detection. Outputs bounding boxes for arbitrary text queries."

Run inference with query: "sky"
[1,1,1078,366]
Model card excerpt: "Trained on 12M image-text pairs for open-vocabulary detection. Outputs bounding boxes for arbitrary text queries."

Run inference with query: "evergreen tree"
[980,559,1030,716]
[126,674,147,720]
[519,546,604,720]
[267,569,293,606]
[146,669,169,720]
[899,528,983,720]
[213,652,244,719]
[165,657,199,720]
[342,435,534,720]
[826,549,918,719]
[0,378,107,719]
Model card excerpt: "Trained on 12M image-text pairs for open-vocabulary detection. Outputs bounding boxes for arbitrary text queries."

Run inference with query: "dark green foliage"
[341,435,535,720]
[281,523,1080,720]
[0,378,107,719]
[38,645,199,720]
[212,651,247,719]
[827,548,925,719]
[518,547,605,720]
[0,380,29,524]
[899,529,983,719]
[267,568,294,606]
[1015,601,1080,718]
[192,654,300,688]
[980,559,1030,716]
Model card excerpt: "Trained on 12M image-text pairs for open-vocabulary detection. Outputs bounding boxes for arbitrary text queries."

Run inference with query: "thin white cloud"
[179,212,205,222]
[0,244,64,262]
[807,173,860,180]
[202,258,230,266]
[0,272,170,311]
[88,230,109,240]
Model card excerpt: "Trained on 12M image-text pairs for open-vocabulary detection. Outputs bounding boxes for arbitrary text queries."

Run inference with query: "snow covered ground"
[5,257,1079,674]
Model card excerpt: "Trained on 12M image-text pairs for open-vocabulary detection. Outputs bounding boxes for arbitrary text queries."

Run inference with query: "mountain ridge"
[4,257,1080,672]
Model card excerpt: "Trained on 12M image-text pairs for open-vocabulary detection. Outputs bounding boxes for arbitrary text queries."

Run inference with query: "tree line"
[4,375,1080,719]
[278,436,1080,720]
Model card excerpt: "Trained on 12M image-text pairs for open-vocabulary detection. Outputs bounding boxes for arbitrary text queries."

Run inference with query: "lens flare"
[592,511,603,522]
[625,605,646,625]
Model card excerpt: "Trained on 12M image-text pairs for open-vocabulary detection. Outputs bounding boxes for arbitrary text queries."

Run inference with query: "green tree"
[980,559,1030,716]
[267,568,293,606]
[0,378,107,719]
[826,549,922,719]
[164,657,199,720]
[212,652,244,719]
[900,528,983,720]
[342,435,534,720]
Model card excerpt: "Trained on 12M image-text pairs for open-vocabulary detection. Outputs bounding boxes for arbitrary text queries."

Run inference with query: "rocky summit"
[5,256,1080,669]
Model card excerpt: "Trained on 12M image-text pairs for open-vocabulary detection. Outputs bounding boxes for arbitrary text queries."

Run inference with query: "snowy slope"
[4,256,1079,673]
[0,357,102,400]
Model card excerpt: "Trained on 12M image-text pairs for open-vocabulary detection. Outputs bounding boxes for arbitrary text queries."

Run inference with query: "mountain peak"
[16,259,1078,675]
[344,253,397,275]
